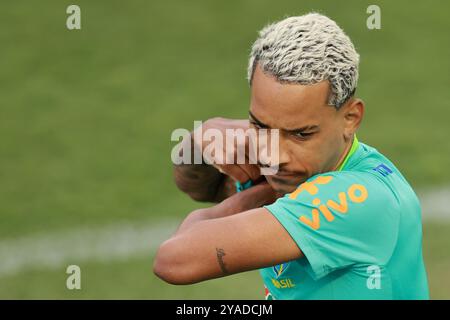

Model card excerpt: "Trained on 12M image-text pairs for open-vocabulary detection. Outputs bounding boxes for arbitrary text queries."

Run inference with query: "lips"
[268,174,302,187]
[272,170,304,178]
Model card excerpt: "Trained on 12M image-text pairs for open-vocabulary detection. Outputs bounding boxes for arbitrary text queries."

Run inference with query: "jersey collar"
[337,135,360,172]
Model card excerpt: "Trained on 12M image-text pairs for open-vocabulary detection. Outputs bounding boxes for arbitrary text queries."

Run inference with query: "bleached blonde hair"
[247,13,360,108]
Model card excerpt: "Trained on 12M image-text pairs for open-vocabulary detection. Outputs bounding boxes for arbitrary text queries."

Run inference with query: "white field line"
[0,220,178,278]
[0,190,448,278]
[419,188,450,220]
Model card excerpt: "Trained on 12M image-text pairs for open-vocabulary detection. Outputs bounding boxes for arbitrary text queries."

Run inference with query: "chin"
[266,177,300,196]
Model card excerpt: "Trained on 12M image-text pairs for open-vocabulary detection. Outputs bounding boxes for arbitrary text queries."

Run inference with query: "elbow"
[173,179,211,203]
[179,184,217,203]
[186,191,215,203]
[173,166,221,203]
[153,240,197,285]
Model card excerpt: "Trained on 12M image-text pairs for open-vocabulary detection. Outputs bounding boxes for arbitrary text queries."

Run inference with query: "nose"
[277,137,291,167]
[257,132,290,176]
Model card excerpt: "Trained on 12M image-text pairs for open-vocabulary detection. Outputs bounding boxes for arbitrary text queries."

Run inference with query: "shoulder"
[263,170,401,271]
[287,170,395,208]
[265,170,400,234]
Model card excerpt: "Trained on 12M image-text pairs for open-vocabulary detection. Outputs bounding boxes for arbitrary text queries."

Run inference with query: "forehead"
[250,64,333,129]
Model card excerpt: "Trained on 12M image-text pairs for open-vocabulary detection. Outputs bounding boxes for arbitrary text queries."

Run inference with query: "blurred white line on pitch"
[419,187,450,221]
[0,220,178,278]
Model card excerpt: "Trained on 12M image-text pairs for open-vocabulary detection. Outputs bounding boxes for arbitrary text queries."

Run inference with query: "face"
[249,63,364,195]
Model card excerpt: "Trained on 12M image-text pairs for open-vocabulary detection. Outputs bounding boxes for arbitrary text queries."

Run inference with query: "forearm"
[173,182,276,237]
[173,118,257,203]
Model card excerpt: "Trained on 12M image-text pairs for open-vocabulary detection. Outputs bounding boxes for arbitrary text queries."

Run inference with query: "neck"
[331,135,354,171]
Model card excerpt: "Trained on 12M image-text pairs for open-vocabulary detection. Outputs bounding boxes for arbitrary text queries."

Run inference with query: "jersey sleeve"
[264,171,400,280]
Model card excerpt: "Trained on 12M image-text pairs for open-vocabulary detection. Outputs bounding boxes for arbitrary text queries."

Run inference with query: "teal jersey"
[260,137,429,300]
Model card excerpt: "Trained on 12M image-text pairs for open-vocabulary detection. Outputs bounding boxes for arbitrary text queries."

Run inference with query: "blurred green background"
[0,0,449,299]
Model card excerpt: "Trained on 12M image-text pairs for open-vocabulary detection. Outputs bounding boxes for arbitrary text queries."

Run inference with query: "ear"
[341,98,364,141]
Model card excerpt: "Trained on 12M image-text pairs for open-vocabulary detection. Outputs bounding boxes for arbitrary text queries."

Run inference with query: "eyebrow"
[248,111,319,132]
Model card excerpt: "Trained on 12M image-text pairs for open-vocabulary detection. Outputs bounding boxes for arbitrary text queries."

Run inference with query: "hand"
[193,117,261,184]
[208,181,279,219]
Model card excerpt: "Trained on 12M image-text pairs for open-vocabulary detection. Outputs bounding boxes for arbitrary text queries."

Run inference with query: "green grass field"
[0,0,449,299]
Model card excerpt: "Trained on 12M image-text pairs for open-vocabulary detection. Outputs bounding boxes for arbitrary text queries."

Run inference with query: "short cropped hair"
[247,13,360,108]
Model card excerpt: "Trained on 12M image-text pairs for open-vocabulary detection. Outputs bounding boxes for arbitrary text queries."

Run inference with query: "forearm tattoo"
[216,247,229,275]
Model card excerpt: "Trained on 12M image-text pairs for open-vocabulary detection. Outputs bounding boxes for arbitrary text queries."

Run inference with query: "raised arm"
[173,117,261,202]
[153,183,302,284]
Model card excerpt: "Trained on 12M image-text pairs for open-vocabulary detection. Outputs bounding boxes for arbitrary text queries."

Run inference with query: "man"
[154,13,429,299]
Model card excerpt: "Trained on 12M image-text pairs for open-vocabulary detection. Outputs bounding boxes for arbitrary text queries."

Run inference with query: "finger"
[239,164,261,181]
[217,164,251,183]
